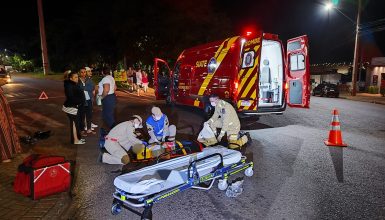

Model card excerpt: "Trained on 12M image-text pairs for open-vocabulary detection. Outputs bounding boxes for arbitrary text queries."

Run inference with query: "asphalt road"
[3,76,385,220]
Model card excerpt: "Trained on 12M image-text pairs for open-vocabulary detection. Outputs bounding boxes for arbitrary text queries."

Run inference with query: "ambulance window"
[290,54,305,71]
[288,41,301,52]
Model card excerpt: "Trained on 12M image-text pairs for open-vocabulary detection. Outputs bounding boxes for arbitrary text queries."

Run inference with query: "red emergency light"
[242,25,259,37]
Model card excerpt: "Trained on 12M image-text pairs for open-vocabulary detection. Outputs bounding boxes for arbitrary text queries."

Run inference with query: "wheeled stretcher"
[111,146,254,219]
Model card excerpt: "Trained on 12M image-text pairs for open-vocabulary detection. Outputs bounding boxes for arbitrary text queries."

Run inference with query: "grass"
[15,72,139,90]
[17,72,102,84]
[16,72,64,81]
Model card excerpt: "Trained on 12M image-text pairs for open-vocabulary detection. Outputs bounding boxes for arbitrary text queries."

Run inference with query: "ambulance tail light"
[285,82,289,90]
[233,80,239,97]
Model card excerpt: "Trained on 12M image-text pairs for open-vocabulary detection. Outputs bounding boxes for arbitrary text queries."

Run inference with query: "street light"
[325,3,333,10]
[325,0,361,96]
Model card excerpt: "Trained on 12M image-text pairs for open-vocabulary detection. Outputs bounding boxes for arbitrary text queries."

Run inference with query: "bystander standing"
[98,67,117,128]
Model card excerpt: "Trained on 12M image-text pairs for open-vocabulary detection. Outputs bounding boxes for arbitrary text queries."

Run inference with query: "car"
[312,83,339,98]
[0,68,11,84]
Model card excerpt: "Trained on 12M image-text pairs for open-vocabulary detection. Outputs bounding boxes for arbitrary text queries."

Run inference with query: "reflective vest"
[146,115,166,137]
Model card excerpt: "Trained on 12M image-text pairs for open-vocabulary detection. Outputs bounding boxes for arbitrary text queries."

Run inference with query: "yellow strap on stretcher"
[176,141,187,155]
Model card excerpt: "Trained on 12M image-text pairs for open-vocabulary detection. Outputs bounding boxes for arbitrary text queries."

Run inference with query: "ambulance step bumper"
[242,112,283,115]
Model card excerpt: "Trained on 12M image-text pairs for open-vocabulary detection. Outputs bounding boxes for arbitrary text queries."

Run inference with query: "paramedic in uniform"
[102,115,145,165]
[146,106,176,143]
[202,94,249,149]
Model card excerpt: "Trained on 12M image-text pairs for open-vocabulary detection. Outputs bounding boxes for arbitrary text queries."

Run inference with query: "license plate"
[329,89,334,91]
[241,100,251,106]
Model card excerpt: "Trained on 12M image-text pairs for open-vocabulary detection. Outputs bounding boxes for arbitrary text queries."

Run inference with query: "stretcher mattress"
[114,146,241,195]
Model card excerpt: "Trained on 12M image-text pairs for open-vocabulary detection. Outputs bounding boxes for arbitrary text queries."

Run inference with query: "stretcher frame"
[111,153,254,219]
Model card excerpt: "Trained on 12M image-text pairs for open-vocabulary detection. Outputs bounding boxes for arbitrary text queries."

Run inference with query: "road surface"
[3,75,385,220]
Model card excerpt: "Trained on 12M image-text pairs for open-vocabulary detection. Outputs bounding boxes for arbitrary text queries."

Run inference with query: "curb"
[338,97,385,105]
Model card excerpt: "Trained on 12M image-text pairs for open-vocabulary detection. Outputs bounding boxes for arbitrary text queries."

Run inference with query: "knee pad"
[228,135,248,149]
[121,155,130,165]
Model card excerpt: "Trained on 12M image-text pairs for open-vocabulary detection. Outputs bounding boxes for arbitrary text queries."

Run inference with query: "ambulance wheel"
[245,167,254,177]
[141,207,153,220]
[218,179,228,191]
[111,202,122,215]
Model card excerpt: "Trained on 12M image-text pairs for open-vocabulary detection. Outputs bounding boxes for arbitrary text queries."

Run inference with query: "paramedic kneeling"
[204,94,248,149]
[146,106,176,143]
[102,115,145,165]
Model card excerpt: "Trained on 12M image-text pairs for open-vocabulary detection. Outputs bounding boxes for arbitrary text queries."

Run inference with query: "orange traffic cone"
[324,109,347,147]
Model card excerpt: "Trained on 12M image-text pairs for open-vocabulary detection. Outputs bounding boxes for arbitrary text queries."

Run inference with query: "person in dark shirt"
[77,68,87,136]
[63,72,86,144]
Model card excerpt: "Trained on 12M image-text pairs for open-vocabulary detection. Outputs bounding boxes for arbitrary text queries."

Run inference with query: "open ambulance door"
[153,58,173,101]
[285,35,310,108]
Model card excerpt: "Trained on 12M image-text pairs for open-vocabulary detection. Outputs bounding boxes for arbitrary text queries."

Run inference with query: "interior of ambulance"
[258,40,284,108]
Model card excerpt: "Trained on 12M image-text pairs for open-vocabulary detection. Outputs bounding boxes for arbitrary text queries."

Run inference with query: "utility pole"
[351,0,361,96]
[37,0,50,75]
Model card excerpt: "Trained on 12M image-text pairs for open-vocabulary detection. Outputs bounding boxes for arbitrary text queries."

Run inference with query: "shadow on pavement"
[240,116,273,130]
[328,146,344,183]
[348,145,385,160]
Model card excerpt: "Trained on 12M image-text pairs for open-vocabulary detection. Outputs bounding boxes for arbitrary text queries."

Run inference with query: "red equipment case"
[14,154,72,200]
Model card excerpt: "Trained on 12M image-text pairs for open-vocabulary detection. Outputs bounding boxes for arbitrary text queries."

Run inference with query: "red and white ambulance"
[153,31,310,117]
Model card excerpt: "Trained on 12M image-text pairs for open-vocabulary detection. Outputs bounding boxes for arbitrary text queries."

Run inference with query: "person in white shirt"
[98,67,117,128]
[135,68,142,96]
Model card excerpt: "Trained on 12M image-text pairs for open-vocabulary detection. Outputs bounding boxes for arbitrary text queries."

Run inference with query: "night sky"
[0,0,384,69]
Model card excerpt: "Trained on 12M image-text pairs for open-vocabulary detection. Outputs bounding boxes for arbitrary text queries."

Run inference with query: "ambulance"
[153,31,310,117]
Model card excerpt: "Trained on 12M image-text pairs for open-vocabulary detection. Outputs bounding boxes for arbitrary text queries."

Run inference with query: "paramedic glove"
[142,141,148,146]
[217,130,225,142]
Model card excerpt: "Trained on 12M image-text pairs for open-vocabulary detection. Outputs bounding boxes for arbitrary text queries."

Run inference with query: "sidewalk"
[339,92,385,105]
[0,154,71,220]
[0,75,76,220]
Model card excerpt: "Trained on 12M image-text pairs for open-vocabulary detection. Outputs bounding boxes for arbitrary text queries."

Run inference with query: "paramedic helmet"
[151,106,163,121]
[131,115,143,128]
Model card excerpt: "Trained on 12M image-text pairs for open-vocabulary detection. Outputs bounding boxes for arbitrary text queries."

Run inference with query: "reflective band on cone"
[324,108,347,147]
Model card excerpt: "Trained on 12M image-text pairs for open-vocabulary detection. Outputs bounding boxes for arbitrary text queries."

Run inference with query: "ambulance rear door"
[285,35,310,108]
[176,64,193,104]
[237,32,263,112]
[153,58,173,101]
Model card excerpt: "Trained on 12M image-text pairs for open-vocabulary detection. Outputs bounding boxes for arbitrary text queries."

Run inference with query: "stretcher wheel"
[245,167,254,177]
[111,202,122,215]
[218,179,228,191]
[141,207,153,220]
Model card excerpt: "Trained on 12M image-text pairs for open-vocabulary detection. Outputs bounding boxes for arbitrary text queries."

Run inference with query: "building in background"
[366,57,385,94]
